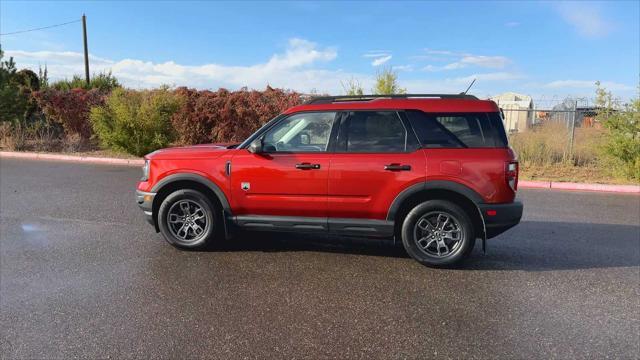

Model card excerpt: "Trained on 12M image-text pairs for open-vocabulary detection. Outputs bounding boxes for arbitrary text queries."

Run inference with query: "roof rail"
[304,93,478,104]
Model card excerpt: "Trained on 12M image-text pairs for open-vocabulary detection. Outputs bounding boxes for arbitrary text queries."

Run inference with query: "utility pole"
[82,14,90,85]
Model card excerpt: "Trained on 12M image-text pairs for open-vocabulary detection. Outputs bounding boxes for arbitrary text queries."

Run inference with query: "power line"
[0,19,81,36]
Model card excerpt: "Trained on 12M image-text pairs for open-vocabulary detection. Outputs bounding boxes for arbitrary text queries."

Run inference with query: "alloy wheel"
[413,211,464,258]
[166,199,211,244]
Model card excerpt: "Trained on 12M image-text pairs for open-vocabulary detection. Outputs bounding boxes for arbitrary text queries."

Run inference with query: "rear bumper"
[135,190,156,226]
[479,201,523,239]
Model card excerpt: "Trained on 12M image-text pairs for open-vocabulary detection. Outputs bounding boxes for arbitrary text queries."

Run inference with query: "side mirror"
[247,138,263,154]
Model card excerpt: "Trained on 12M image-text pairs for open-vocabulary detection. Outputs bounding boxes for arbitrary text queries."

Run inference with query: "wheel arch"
[150,173,231,233]
[388,181,486,240]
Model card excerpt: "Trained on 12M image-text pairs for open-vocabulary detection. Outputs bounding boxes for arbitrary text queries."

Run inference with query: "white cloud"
[363,53,387,58]
[444,55,510,70]
[5,38,365,93]
[422,54,510,71]
[392,65,413,72]
[553,2,612,38]
[425,49,457,56]
[371,55,392,66]
[363,51,392,66]
[455,72,524,82]
[543,80,634,91]
[401,72,522,94]
[10,40,633,99]
[363,52,389,58]
[364,50,391,55]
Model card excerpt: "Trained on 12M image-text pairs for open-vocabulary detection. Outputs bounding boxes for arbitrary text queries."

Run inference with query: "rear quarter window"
[406,110,508,148]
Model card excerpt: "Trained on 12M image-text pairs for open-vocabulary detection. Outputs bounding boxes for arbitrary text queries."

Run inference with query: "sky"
[1,1,638,103]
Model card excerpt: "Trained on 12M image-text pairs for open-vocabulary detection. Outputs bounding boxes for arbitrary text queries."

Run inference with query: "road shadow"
[202,220,640,272]
[462,220,639,271]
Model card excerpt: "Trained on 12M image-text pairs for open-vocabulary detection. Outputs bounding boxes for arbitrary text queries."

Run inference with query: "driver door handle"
[384,164,411,171]
[296,163,321,170]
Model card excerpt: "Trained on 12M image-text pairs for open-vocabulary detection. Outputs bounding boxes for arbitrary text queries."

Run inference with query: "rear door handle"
[384,164,411,171]
[296,163,321,170]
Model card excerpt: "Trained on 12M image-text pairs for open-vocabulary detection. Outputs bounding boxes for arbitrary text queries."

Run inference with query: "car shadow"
[212,231,409,259]
[202,220,640,272]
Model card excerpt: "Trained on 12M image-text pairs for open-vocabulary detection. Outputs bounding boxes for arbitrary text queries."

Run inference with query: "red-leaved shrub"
[171,87,228,145]
[33,88,106,140]
[172,87,301,145]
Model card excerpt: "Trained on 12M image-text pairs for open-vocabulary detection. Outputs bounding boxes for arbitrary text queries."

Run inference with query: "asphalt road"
[1,158,639,359]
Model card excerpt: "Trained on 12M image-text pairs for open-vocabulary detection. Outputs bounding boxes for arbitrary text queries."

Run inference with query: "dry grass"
[508,122,638,184]
[509,122,606,167]
[510,122,568,166]
[0,122,28,151]
[520,164,636,185]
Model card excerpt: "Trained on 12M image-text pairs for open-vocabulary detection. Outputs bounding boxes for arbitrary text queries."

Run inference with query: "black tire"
[401,200,476,267]
[158,189,219,249]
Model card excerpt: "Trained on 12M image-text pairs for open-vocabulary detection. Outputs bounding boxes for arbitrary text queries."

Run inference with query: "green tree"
[372,67,406,95]
[51,71,120,92]
[595,82,640,180]
[0,49,30,124]
[38,65,49,89]
[90,87,180,156]
[341,78,364,95]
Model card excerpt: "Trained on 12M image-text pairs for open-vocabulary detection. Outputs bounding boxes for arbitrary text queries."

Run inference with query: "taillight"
[506,161,518,191]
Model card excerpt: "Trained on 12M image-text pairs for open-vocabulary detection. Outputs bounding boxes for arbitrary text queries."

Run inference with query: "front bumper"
[135,190,156,226]
[479,201,523,239]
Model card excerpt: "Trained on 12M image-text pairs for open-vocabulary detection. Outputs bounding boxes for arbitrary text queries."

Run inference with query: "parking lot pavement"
[1,157,639,359]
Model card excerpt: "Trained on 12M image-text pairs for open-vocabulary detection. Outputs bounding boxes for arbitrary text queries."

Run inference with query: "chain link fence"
[501,103,606,167]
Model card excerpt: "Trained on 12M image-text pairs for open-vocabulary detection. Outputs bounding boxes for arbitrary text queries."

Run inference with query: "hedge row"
[5,85,302,155]
[172,86,301,145]
[34,88,107,139]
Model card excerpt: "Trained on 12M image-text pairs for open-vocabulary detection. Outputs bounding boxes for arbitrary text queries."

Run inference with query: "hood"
[145,143,238,160]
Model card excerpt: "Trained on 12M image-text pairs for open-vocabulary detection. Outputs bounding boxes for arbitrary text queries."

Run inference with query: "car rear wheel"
[401,200,475,267]
[158,189,218,249]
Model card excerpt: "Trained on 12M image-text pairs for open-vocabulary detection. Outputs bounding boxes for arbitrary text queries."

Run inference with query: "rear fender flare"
[386,180,487,244]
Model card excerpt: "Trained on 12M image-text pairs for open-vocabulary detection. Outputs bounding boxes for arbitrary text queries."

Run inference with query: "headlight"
[141,160,150,181]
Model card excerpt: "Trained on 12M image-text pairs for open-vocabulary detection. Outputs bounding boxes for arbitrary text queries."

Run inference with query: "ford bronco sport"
[136,94,523,267]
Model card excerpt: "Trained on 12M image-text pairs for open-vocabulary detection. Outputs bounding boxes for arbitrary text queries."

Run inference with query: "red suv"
[136,94,522,267]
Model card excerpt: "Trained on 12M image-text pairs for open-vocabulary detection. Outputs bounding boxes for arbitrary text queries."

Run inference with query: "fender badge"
[241,182,250,191]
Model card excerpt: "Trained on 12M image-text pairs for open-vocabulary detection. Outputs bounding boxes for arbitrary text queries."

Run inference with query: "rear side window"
[406,110,508,148]
[341,111,408,152]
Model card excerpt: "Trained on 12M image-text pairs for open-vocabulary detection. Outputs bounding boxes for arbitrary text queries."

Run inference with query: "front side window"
[342,111,408,152]
[263,112,336,152]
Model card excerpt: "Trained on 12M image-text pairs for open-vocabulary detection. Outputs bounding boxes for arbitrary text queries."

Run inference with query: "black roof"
[304,93,479,104]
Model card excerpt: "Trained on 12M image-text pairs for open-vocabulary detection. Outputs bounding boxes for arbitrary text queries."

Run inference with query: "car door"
[328,111,427,231]
[230,111,339,223]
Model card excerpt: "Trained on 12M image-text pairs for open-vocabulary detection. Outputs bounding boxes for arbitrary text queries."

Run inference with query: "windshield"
[238,114,285,149]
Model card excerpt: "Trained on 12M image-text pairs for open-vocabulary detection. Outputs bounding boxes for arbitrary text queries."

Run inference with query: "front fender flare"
[151,172,232,239]
[151,172,231,213]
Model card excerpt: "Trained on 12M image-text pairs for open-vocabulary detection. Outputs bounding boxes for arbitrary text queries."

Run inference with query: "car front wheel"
[158,189,217,249]
[401,200,475,267]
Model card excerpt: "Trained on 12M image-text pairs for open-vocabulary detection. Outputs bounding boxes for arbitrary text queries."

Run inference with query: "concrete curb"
[520,180,639,194]
[2,151,638,194]
[519,180,551,189]
[0,151,144,166]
